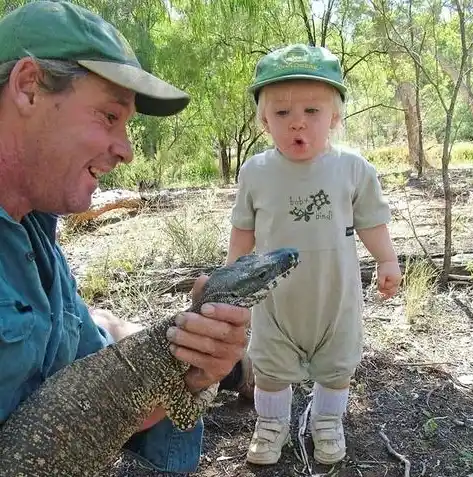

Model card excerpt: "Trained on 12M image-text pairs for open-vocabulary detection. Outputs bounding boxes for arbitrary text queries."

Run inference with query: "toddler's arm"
[226,226,255,264]
[357,224,401,299]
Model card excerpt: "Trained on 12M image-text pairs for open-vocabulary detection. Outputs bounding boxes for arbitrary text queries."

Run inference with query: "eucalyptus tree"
[370,0,473,283]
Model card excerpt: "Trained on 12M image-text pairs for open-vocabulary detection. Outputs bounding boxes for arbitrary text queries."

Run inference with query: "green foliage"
[364,146,411,171]
[363,142,473,172]
[422,416,439,439]
[1,0,472,189]
[428,142,473,167]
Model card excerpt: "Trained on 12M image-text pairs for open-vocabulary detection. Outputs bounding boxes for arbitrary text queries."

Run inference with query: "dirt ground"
[62,168,473,477]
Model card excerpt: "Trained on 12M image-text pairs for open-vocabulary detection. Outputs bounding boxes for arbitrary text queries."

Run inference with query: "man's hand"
[377,260,402,299]
[166,275,250,393]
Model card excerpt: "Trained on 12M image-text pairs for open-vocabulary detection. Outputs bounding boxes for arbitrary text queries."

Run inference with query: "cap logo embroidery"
[276,49,318,72]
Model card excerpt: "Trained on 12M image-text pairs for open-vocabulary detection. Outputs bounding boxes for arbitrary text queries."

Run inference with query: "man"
[0,1,252,473]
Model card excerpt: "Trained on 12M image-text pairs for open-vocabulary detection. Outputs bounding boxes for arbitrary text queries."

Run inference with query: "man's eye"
[105,112,118,123]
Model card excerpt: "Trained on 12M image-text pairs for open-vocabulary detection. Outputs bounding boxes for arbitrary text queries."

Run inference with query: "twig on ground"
[394,361,453,367]
[396,188,438,270]
[297,397,313,475]
[426,385,442,410]
[452,294,473,321]
[205,417,232,438]
[378,430,411,477]
[448,274,473,283]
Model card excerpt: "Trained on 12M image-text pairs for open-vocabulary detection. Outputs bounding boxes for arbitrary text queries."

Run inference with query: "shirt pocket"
[47,309,83,376]
[0,300,38,394]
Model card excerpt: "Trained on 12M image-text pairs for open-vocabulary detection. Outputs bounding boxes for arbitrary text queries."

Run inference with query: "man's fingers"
[173,312,247,344]
[199,302,251,327]
[167,325,244,357]
[171,344,243,379]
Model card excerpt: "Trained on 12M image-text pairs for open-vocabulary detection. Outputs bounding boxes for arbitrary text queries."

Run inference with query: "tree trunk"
[414,63,425,177]
[440,140,453,286]
[396,82,424,175]
[440,0,469,286]
[218,138,231,184]
[296,0,316,46]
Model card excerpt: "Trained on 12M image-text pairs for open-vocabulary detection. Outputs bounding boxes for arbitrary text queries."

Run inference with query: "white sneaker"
[311,414,346,464]
[246,417,290,465]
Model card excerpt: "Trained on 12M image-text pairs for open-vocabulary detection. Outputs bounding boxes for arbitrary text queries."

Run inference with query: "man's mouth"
[88,167,105,179]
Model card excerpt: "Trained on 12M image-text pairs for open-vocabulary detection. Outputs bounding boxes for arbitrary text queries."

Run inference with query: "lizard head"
[199,248,300,308]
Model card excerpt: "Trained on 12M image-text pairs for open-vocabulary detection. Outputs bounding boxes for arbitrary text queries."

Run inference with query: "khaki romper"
[231,146,391,389]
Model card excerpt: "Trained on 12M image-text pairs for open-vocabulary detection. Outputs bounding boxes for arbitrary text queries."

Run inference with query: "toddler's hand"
[377,260,402,299]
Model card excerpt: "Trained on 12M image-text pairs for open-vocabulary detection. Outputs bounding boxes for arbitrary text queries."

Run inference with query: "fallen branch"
[359,260,473,287]
[448,274,473,282]
[379,430,411,477]
[393,361,453,367]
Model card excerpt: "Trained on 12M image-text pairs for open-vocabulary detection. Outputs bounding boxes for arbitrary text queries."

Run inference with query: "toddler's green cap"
[249,44,346,102]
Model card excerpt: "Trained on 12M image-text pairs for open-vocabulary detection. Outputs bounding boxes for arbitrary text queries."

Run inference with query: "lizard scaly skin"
[0,247,299,477]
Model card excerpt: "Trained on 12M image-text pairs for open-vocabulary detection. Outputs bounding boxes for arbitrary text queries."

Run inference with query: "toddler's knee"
[315,371,354,389]
[255,374,292,392]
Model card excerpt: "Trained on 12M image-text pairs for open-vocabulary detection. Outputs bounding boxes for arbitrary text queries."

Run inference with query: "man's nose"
[110,135,133,164]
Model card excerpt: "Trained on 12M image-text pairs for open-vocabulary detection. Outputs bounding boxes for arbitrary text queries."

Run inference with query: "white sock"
[312,383,349,417]
[255,386,292,420]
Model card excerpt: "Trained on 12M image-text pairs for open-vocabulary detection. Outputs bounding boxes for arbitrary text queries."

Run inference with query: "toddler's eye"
[276,110,289,116]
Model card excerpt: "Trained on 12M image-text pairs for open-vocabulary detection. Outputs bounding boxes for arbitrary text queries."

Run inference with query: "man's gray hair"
[0,58,87,94]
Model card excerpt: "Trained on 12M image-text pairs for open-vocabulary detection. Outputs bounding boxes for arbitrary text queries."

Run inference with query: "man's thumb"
[192,274,209,305]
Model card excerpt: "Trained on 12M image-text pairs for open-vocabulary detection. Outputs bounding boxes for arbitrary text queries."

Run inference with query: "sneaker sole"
[246,435,290,465]
[313,449,346,465]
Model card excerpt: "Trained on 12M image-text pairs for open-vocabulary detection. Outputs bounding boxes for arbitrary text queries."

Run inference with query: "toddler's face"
[261,80,340,162]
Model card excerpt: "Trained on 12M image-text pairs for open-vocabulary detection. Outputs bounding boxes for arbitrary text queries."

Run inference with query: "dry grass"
[76,190,226,322]
[403,258,438,324]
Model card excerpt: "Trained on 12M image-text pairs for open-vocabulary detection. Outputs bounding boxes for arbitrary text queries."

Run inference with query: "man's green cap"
[0,1,189,117]
[249,44,346,102]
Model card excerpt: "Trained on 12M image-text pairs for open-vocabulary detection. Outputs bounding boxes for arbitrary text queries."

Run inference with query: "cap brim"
[78,60,190,117]
[249,74,346,101]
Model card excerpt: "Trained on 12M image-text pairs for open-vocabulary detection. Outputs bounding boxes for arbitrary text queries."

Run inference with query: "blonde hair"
[256,81,345,139]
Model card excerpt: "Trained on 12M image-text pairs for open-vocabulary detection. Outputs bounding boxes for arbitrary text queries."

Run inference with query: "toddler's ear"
[261,115,271,133]
[330,112,341,129]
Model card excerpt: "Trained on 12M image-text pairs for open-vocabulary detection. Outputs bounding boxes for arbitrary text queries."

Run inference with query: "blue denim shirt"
[0,208,202,473]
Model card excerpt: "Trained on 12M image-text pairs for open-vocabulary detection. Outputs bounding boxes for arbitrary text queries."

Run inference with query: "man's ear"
[8,58,43,116]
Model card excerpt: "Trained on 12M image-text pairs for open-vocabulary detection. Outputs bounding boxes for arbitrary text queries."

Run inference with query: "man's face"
[20,70,135,215]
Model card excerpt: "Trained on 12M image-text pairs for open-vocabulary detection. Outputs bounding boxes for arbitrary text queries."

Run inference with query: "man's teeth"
[89,167,101,178]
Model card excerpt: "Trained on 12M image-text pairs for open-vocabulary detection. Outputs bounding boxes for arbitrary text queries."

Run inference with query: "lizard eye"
[257,270,268,280]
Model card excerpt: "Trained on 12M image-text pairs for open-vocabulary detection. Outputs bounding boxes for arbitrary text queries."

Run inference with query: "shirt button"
[25,251,36,261]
